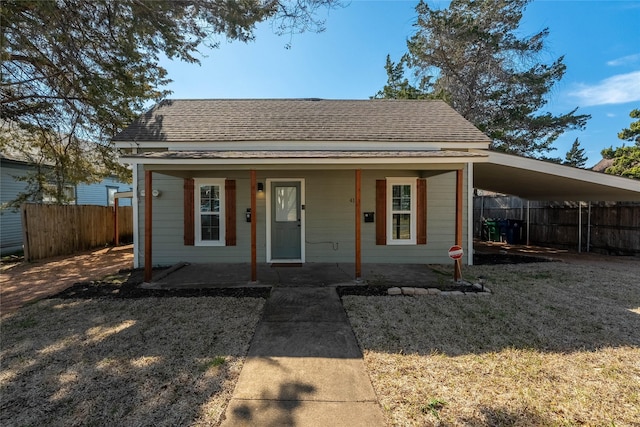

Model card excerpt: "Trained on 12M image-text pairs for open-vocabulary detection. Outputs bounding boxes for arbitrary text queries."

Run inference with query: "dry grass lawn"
[2,255,638,426]
[343,259,640,426]
[0,297,264,426]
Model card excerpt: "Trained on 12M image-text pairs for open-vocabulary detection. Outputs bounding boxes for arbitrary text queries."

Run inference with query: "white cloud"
[568,71,640,106]
[606,112,616,118]
[607,53,640,66]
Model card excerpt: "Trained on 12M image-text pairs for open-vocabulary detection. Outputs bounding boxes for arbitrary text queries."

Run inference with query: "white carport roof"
[473,151,640,201]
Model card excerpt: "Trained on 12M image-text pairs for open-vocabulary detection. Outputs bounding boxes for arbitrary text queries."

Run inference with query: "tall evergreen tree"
[377,0,590,158]
[372,55,430,100]
[563,138,588,168]
[601,109,640,179]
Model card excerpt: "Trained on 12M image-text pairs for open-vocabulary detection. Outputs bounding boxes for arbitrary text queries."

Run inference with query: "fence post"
[578,202,582,253]
[114,198,120,246]
[21,204,31,262]
[587,202,592,252]
[526,201,530,246]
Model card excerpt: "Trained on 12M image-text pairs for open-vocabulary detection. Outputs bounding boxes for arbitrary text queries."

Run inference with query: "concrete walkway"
[220,287,386,426]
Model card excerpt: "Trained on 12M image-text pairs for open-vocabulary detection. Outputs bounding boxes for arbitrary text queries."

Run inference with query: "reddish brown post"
[114,197,120,246]
[144,170,152,283]
[355,169,362,279]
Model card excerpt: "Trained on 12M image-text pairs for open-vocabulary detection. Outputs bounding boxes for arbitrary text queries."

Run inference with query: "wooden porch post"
[114,197,120,246]
[250,170,257,282]
[144,170,153,282]
[355,169,362,279]
[454,169,463,281]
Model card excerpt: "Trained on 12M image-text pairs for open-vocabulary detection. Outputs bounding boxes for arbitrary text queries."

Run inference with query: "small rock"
[387,287,402,296]
[427,288,441,295]
[414,288,430,296]
[401,287,416,295]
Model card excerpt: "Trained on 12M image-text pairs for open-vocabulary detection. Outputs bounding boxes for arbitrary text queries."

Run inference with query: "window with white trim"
[387,178,417,245]
[107,186,118,206]
[42,184,76,204]
[195,178,225,246]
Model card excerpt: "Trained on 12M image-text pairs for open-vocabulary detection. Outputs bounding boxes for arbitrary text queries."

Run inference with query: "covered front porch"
[129,151,484,284]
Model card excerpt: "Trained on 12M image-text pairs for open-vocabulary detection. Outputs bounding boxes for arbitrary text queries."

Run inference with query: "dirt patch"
[0,245,134,315]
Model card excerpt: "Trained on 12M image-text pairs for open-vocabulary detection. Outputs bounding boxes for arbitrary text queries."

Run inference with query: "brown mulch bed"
[50,268,272,300]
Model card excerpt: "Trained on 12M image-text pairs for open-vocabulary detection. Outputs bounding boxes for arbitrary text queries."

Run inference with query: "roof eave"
[114,140,491,150]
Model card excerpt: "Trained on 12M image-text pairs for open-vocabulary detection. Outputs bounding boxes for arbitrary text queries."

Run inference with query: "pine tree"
[601,109,640,179]
[563,138,588,168]
[376,0,590,158]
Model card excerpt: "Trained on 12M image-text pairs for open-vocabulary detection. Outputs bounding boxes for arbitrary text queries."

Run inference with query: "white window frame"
[42,183,76,205]
[107,186,118,206]
[194,178,225,246]
[386,177,417,245]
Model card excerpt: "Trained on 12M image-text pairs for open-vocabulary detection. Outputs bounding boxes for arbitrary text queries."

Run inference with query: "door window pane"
[275,186,297,222]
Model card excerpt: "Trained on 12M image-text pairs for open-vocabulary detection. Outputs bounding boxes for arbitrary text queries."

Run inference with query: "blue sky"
[160,0,640,167]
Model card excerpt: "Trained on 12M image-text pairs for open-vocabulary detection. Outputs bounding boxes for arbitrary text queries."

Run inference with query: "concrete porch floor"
[149,262,446,289]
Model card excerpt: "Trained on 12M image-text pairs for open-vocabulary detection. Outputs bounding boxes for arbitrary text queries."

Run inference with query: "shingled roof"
[113,99,491,145]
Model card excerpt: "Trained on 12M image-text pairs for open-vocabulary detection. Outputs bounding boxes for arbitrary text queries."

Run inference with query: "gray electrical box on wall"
[364,212,374,222]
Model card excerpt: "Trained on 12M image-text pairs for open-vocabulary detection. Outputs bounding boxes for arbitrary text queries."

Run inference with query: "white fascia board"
[119,155,488,166]
[477,150,640,192]
[115,140,490,151]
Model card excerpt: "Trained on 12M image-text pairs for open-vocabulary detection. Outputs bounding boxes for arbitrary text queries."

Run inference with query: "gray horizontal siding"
[360,170,464,264]
[137,167,467,266]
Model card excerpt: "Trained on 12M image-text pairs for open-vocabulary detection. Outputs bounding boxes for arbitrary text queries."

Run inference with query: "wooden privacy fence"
[21,203,133,261]
[474,196,640,256]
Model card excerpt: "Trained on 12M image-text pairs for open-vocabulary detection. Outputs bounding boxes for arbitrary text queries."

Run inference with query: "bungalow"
[114,99,640,282]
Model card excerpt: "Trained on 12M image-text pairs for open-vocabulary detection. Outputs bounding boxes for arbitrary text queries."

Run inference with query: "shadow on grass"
[459,406,553,426]
[0,298,264,426]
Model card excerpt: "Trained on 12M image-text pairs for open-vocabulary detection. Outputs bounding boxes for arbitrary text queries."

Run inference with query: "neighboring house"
[0,152,132,255]
[113,99,640,281]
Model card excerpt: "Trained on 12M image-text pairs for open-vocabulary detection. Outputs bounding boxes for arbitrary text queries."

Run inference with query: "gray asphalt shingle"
[113,99,490,145]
